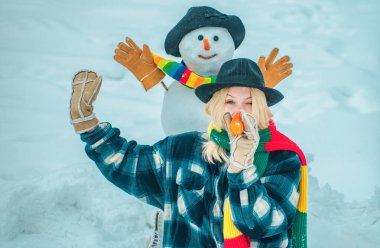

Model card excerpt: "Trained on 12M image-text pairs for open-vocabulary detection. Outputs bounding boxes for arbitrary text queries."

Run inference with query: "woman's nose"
[203,38,210,51]
[230,108,240,117]
[232,104,245,117]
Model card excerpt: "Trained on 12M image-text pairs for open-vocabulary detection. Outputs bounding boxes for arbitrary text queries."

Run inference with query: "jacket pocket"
[176,163,209,226]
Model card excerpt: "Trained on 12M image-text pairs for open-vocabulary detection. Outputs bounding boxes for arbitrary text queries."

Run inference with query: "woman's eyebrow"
[226,94,252,100]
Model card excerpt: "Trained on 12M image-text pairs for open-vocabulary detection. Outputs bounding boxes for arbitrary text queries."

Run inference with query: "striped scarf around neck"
[207,120,308,248]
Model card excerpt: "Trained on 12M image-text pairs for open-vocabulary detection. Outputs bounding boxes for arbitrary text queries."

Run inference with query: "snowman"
[114,6,292,136]
[160,6,241,136]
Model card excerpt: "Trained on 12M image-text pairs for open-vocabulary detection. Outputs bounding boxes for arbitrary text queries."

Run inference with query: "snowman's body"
[161,27,235,135]
[161,80,208,135]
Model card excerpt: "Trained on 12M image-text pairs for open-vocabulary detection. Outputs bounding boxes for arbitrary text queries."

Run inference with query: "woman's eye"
[213,35,219,41]
[225,100,234,104]
[198,35,204,41]
[245,102,252,105]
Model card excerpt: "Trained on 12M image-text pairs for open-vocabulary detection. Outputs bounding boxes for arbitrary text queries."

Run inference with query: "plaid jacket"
[80,123,301,248]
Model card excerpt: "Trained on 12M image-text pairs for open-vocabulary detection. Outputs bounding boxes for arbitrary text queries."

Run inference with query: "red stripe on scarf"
[224,235,251,248]
[265,120,307,165]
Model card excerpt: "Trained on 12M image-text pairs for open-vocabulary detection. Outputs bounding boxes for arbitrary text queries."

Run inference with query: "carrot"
[229,112,244,135]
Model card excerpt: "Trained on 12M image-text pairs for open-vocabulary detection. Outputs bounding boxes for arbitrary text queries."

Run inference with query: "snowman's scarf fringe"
[152,53,216,88]
[208,120,308,248]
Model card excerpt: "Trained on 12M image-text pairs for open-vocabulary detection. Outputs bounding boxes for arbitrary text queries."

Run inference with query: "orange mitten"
[114,37,165,91]
[257,48,293,88]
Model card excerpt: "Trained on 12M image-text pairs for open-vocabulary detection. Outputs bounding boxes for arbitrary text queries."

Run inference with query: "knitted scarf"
[208,120,307,248]
[152,53,216,89]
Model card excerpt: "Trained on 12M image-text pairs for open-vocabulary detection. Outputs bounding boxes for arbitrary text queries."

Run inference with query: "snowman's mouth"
[198,54,217,60]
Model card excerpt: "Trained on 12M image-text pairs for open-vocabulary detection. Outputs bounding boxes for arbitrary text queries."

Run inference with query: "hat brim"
[195,82,284,106]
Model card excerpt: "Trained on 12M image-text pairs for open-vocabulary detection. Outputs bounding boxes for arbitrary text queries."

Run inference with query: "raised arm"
[69,70,167,210]
[80,122,168,210]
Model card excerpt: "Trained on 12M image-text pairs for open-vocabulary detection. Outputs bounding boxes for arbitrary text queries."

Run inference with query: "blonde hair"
[202,87,273,164]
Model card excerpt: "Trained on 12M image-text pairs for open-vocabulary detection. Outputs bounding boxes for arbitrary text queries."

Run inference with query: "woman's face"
[224,87,252,116]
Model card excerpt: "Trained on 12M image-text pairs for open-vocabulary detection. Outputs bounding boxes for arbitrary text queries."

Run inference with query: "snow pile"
[309,173,380,247]
[0,166,156,248]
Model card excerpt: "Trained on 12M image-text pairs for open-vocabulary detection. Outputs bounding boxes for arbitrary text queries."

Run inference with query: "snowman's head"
[179,27,235,77]
[165,6,245,72]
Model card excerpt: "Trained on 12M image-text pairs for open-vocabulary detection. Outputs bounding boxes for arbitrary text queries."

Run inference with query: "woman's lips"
[198,54,217,60]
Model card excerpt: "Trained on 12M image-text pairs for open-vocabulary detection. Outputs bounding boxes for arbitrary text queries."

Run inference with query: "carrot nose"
[203,38,211,51]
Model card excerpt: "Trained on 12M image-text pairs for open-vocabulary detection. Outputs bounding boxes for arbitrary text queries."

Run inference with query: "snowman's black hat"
[195,58,284,106]
[165,6,245,57]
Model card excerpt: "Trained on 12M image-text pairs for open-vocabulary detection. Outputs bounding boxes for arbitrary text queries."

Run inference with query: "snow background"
[0,0,379,247]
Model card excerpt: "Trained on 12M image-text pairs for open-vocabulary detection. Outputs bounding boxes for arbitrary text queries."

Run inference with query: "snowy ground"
[0,0,379,247]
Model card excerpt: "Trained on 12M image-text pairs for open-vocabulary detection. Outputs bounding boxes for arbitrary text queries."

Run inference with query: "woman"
[70,58,307,247]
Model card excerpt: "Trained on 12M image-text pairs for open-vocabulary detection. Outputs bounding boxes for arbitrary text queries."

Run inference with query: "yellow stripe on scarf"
[223,197,244,239]
[297,165,308,213]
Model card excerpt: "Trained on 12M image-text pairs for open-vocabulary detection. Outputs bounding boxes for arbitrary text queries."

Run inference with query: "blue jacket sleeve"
[80,122,168,210]
[227,150,301,239]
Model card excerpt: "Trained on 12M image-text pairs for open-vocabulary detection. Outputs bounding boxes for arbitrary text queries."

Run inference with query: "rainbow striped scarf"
[208,120,307,247]
[152,54,216,88]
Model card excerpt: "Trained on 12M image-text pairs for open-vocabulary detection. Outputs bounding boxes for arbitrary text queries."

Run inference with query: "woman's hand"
[70,70,102,134]
[223,110,260,171]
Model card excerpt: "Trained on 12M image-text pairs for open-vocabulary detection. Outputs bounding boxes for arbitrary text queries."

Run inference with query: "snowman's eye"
[198,35,204,41]
[213,35,219,42]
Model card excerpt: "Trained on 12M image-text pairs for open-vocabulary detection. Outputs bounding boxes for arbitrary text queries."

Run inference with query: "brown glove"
[223,110,260,170]
[114,37,165,91]
[257,48,293,88]
[70,70,102,134]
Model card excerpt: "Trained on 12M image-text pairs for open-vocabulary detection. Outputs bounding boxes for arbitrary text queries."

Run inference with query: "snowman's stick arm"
[152,53,216,89]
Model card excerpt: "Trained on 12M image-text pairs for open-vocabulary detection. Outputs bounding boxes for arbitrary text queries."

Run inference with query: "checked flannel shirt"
[80,122,301,247]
